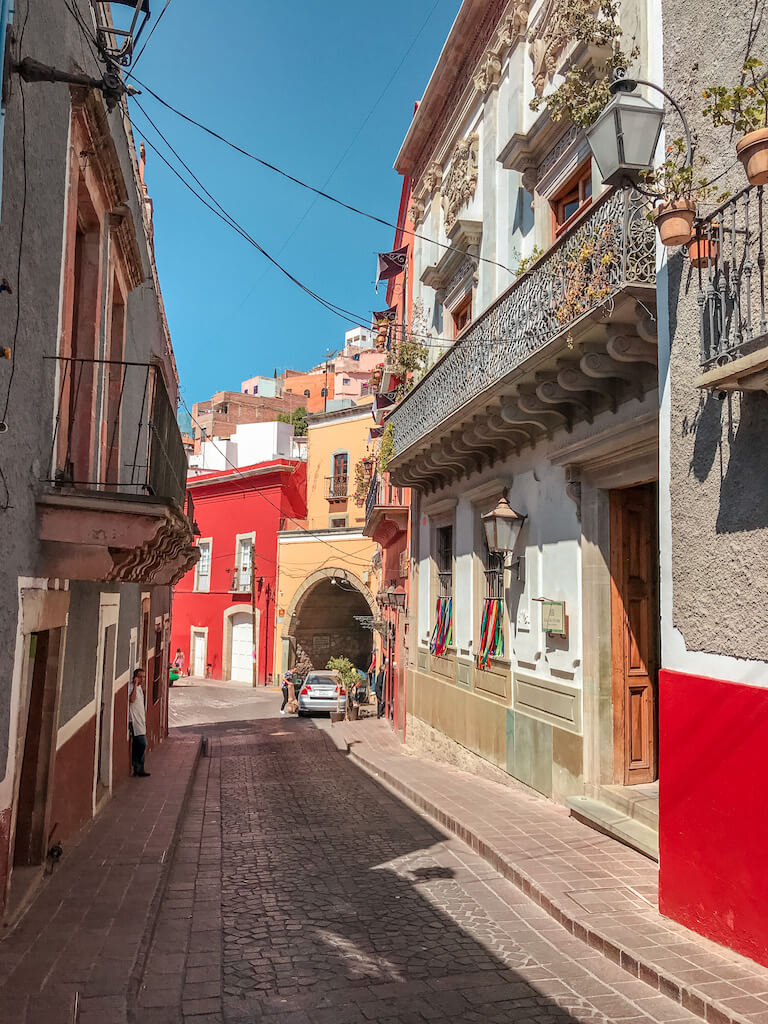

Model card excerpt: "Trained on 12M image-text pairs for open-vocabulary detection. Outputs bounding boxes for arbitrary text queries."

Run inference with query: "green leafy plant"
[514,246,544,277]
[392,337,428,396]
[529,0,636,129]
[703,58,768,135]
[326,655,360,716]
[551,222,618,324]
[379,422,395,473]
[353,455,375,506]
[277,405,308,436]
[638,138,730,209]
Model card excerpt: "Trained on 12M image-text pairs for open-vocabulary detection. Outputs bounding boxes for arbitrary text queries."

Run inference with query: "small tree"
[326,656,359,717]
[277,406,308,436]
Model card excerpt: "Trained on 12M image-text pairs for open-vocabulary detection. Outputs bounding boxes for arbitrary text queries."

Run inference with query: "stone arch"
[284,568,378,675]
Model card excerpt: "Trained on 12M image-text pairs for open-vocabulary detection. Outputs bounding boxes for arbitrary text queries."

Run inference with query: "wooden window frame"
[551,161,593,239]
[451,292,473,339]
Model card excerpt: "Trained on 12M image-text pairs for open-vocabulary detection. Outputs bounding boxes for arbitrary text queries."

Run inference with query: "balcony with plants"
[387,186,658,486]
[38,359,198,585]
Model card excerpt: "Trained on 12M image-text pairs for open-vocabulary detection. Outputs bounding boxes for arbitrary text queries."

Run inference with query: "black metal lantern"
[391,586,407,611]
[97,0,152,65]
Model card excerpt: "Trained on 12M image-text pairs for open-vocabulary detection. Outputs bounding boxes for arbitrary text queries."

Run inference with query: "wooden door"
[610,485,659,785]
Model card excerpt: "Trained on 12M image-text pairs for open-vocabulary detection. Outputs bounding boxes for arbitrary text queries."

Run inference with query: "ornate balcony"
[694,185,768,392]
[38,359,198,585]
[387,189,658,488]
[325,474,349,500]
[363,470,409,545]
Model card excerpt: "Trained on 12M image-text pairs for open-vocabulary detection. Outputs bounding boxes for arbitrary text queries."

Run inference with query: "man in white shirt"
[128,668,151,777]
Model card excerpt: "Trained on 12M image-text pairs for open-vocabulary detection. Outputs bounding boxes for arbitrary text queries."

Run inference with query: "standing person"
[173,647,185,676]
[367,651,376,693]
[375,659,387,719]
[128,668,150,777]
[280,670,292,714]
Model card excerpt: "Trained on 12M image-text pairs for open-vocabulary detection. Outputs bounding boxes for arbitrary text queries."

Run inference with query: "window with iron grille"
[436,525,453,597]
[483,535,505,599]
[235,536,253,591]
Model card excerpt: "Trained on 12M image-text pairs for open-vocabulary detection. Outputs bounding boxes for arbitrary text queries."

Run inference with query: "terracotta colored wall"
[283,370,334,413]
[50,718,97,845]
[659,669,768,967]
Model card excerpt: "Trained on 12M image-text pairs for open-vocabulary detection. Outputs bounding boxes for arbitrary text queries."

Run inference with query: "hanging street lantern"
[481,497,526,555]
[586,70,692,188]
[391,586,407,611]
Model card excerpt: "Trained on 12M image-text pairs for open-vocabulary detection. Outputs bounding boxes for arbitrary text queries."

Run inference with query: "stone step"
[598,783,659,830]
[565,795,659,861]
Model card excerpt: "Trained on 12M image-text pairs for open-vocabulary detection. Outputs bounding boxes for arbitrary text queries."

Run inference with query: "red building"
[171,459,306,684]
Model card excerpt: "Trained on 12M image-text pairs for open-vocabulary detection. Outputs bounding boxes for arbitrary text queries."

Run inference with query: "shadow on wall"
[687,393,723,484]
[717,391,768,533]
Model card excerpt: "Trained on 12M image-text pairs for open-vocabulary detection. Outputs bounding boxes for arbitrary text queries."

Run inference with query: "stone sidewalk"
[330,719,768,1024]
[0,733,201,1024]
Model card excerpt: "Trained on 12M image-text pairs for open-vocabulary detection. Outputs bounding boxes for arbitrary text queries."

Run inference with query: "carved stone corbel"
[474,51,502,94]
[441,134,480,233]
[565,466,582,522]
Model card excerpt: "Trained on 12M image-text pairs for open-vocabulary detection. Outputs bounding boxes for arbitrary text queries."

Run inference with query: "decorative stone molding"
[408,196,425,227]
[441,133,480,233]
[529,0,574,96]
[498,0,530,46]
[423,162,443,194]
[473,51,502,94]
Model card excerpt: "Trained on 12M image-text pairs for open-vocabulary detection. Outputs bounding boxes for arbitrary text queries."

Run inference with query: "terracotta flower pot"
[688,225,720,269]
[653,199,697,247]
[736,127,768,186]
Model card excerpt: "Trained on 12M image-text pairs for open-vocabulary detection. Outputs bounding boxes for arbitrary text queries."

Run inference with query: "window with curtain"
[430,525,454,656]
[478,531,505,668]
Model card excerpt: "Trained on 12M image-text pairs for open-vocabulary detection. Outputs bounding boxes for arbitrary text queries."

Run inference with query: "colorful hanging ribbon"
[477,598,504,669]
[430,596,453,657]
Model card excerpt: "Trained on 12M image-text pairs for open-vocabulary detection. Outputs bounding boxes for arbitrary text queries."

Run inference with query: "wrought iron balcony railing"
[325,474,349,500]
[48,357,188,508]
[364,470,407,525]
[696,185,767,370]
[388,188,655,460]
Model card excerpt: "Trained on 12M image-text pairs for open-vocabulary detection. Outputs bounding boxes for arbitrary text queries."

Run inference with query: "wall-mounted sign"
[312,635,330,654]
[533,598,567,636]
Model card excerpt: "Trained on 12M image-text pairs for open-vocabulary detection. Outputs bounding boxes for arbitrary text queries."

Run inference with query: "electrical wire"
[129,0,173,71]
[127,71,519,278]
[63,0,103,67]
[1,0,31,429]
[131,104,374,329]
[127,103,542,352]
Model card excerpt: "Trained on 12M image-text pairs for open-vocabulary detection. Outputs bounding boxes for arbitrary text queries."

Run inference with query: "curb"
[127,734,204,1023]
[345,743,752,1024]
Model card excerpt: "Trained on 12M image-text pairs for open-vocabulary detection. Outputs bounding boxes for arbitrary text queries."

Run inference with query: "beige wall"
[305,409,374,531]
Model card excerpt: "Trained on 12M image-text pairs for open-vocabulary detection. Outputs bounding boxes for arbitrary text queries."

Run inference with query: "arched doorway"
[286,569,377,674]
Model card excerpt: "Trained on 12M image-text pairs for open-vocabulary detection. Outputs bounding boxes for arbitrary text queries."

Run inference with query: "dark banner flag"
[372,306,398,325]
[375,246,408,290]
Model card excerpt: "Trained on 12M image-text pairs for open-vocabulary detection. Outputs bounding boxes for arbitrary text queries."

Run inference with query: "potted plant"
[639,139,728,247]
[688,224,720,269]
[325,656,359,721]
[703,58,768,186]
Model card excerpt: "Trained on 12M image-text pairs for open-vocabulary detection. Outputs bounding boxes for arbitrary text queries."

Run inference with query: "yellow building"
[275,403,379,675]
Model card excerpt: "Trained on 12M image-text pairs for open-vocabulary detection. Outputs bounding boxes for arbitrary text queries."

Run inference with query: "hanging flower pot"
[652,198,697,247]
[688,225,720,269]
[736,128,768,185]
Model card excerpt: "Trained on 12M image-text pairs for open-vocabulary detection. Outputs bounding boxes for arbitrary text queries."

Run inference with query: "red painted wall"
[659,668,768,967]
[171,460,306,684]
[50,718,97,844]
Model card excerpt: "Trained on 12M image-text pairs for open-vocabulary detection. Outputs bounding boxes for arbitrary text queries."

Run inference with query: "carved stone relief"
[408,196,425,227]
[441,134,480,233]
[473,51,502,94]
[529,0,573,96]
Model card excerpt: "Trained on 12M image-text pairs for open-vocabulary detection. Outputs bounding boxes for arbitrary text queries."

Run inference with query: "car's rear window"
[308,675,337,686]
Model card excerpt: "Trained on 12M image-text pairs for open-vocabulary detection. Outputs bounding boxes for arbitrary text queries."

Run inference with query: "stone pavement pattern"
[138,717,704,1024]
[0,734,201,1024]
[331,719,768,1024]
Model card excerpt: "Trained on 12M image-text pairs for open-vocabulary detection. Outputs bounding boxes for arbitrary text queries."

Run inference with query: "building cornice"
[188,460,302,489]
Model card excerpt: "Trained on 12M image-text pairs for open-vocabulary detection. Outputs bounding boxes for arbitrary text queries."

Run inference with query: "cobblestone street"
[138,705,701,1024]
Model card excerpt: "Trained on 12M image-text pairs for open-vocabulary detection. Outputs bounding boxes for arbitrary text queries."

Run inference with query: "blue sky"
[127,0,458,407]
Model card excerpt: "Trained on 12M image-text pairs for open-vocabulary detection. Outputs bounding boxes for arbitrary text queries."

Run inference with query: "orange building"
[283,367,335,413]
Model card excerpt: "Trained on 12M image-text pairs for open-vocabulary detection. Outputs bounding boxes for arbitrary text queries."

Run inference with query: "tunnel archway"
[286,568,378,674]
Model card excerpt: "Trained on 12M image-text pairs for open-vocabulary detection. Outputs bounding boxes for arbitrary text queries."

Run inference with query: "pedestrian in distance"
[375,659,387,719]
[280,670,292,714]
[173,647,185,676]
[128,668,151,777]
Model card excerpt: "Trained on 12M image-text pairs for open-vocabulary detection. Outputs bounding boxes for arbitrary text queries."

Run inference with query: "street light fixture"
[481,497,526,555]
[586,70,692,187]
[391,586,407,611]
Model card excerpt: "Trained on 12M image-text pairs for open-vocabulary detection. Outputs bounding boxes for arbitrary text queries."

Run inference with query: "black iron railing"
[365,470,407,526]
[696,185,767,367]
[325,474,349,500]
[48,357,188,507]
